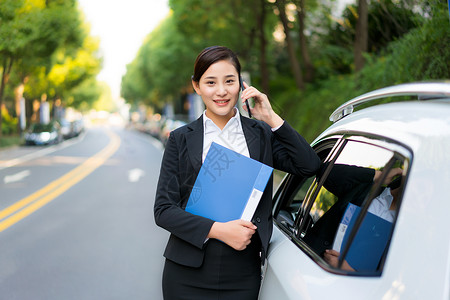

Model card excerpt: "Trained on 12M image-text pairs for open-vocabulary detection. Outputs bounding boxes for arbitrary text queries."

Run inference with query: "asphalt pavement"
[0,125,168,300]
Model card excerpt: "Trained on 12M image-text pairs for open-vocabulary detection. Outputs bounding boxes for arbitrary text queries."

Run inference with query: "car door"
[259,134,411,300]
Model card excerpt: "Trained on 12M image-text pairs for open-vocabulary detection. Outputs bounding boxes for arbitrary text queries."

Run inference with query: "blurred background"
[0,0,449,147]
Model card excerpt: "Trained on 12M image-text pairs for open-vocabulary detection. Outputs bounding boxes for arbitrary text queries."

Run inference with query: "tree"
[92,82,116,112]
[294,0,315,82]
[0,0,84,135]
[169,0,276,90]
[256,0,270,94]
[354,0,368,72]
[66,77,102,112]
[45,34,102,105]
[122,0,280,111]
[120,56,149,106]
[0,0,36,135]
[274,0,304,90]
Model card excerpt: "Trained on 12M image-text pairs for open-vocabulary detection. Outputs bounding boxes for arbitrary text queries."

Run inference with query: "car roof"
[329,82,450,122]
[316,82,450,155]
[313,83,450,197]
[317,100,450,150]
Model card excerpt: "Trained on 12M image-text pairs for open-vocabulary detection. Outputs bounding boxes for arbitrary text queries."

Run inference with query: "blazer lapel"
[186,115,260,172]
[241,116,260,161]
[186,116,204,173]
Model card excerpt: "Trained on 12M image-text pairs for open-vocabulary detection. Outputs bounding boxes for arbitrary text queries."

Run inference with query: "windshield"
[30,124,54,133]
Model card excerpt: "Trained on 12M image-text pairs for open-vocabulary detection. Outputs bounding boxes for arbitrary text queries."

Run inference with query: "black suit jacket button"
[255,217,261,223]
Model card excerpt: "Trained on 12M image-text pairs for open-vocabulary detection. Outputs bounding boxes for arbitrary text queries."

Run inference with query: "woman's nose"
[216,84,227,96]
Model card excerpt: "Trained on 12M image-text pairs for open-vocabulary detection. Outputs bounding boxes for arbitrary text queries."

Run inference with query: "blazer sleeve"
[320,163,376,198]
[154,131,214,250]
[271,121,321,176]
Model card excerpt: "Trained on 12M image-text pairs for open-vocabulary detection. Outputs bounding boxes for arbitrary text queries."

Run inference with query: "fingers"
[375,168,403,185]
[324,249,340,268]
[237,219,257,230]
[384,167,403,185]
[241,81,263,102]
[223,220,257,251]
[325,249,340,257]
[393,167,403,176]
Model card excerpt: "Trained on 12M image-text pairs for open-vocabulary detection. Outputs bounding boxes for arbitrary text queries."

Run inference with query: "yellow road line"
[0,130,121,232]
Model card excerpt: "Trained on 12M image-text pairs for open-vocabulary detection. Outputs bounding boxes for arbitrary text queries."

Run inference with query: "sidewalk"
[0,145,49,170]
[0,145,35,161]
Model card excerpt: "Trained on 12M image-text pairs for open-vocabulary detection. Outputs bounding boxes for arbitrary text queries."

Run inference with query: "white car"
[259,82,450,300]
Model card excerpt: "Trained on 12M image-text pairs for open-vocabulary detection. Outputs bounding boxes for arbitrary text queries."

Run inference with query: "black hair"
[192,46,241,84]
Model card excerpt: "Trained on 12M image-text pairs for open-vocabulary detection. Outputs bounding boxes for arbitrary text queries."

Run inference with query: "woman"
[154,46,320,299]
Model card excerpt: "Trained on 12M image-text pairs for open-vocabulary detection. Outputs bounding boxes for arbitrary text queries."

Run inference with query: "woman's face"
[193,60,240,123]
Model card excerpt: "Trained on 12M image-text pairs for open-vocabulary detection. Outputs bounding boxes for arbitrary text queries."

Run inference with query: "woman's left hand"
[241,82,283,128]
[324,249,355,271]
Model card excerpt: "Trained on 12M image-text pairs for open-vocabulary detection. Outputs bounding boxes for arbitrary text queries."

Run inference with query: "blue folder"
[333,203,393,271]
[185,142,273,222]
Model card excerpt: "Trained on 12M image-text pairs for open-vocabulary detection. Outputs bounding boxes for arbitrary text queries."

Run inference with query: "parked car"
[142,118,163,139]
[24,122,63,145]
[72,118,85,137]
[59,119,75,139]
[159,118,187,145]
[259,82,450,300]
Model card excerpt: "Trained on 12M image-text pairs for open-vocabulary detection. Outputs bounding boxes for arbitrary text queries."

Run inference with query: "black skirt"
[162,238,262,300]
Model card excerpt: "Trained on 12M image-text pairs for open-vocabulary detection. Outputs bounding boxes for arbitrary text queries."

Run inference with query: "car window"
[273,137,409,275]
[272,138,340,233]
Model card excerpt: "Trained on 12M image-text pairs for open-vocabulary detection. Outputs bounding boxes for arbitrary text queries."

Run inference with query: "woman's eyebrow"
[203,74,237,80]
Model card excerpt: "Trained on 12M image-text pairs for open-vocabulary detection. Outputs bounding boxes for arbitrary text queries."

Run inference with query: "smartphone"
[388,175,402,190]
[240,76,252,118]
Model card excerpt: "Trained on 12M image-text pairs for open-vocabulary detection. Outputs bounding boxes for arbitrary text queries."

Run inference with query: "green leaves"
[1,0,101,113]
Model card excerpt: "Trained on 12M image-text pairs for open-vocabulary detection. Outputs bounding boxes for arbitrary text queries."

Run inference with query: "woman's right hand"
[374,167,403,185]
[324,249,355,271]
[207,220,257,251]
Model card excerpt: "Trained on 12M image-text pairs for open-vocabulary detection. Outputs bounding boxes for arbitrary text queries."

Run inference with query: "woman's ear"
[192,80,201,95]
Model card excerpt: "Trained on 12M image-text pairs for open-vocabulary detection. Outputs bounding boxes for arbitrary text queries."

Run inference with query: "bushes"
[0,135,22,148]
[287,76,359,143]
[1,108,18,135]
[0,108,21,148]
[383,8,450,83]
[276,6,450,143]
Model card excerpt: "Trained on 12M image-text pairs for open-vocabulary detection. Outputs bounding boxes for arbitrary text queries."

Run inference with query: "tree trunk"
[257,0,270,95]
[296,0,315,82]
[354,0,368,72]
[275,0,304,90]
[0,57,14,137]
[229,0,256,61]
[14,82,26,135]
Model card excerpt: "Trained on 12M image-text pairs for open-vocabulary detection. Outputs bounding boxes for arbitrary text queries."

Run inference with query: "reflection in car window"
[306,141,405,273]
[273,140,338,233]
[273,175,315,233]
[274,138,408,275]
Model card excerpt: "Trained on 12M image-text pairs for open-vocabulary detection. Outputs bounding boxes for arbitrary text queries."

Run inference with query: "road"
[0,125,169,300]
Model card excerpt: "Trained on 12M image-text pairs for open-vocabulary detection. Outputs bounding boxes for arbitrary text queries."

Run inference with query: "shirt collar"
[380,187,394,207]
[202,108,241,132]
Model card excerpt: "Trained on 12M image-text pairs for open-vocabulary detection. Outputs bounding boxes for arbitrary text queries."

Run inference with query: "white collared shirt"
[202,108,250,163]
[368,187,395,222]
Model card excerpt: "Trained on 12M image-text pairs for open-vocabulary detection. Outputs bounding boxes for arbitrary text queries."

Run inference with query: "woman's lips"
[213,99,230,106]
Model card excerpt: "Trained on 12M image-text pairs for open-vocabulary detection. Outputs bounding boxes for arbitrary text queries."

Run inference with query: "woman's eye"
[226,79,235,84]
[206,81,215,85]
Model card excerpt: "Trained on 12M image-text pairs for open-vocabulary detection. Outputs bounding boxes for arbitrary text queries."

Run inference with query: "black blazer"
[154,115,320,267]
[303,164,376,254]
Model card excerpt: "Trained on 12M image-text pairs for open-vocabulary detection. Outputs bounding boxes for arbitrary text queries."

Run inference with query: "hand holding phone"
[240,77,252,118]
